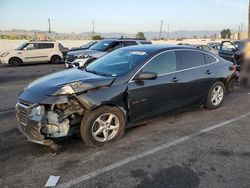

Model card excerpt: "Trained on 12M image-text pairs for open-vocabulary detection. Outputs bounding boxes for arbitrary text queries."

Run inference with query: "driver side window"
[142,51,177,75]
[25,43,38,50]
[107,42,122,52]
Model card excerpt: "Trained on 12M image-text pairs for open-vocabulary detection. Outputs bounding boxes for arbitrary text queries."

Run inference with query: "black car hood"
[19,68,115,103]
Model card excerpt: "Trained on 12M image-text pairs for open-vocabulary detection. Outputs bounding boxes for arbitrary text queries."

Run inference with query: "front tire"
[205,81,225,109]
[9,57,22,66]
[80,106,126,147]
[50,55,61,64]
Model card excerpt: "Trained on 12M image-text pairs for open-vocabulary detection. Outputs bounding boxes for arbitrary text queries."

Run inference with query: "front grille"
[18,110,29,125]
[66,55,76,62]
[16,100,35,125]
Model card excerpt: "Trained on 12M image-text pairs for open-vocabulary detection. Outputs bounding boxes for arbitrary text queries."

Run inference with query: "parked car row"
[65,38,152,68]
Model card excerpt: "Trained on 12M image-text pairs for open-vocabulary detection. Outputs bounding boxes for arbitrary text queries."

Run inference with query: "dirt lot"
[0,62,250,188]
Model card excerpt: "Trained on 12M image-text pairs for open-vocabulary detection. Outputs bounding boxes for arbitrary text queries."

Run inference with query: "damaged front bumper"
[16,97,82,149]
[16,100,54,147]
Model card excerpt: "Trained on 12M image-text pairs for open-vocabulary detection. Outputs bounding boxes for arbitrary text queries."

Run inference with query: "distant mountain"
[0,29,220,39]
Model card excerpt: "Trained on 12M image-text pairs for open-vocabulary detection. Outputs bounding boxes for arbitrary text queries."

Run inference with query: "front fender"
[76,84,128,112]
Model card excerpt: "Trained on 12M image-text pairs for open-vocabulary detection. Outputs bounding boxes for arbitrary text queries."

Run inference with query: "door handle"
[205,70,213,75]
[171,77,181,83]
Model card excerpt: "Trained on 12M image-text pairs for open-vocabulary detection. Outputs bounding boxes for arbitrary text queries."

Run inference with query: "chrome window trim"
[129,49,219,83]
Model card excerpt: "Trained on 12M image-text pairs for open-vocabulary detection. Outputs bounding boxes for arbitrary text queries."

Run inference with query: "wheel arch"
[90,103,128,120]
[8,56,23,64]
[50,54,62,61]
[217,78,229,93]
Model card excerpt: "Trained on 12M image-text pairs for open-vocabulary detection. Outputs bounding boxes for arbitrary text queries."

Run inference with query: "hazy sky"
[0,0,248,33]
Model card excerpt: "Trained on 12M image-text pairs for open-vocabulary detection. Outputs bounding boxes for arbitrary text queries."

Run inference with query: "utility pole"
[248,0,250,38]
[159,20,163,40]
[167,23,170,40]
[48,18,51,34]
[92,20,95,36]
[239,25,241,40]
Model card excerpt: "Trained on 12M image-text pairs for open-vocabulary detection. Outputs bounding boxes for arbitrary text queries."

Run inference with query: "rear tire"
[80,106,126,147]
[50,55,61,64]
[9,57,22,66]
[205,81,225,109]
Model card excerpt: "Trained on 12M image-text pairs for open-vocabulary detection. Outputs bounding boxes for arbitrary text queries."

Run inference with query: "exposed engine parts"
[41,99,84,138]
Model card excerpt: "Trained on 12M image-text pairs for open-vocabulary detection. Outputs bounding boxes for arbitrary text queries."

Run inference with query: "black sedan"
[16,45,236,149]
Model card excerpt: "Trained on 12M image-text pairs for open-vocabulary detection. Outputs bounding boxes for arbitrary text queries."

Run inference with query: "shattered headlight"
[30,105,45,117]
[54,82,92,95]
[56,85,75,95]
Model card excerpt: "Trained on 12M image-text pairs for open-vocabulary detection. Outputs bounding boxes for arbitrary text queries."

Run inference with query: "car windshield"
[15,42,27,50]
[85,48,149,76]
[80,41,95,49]
[89,40,113,51]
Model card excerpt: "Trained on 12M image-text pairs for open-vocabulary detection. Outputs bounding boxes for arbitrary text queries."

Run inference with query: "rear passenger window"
[38,43,54,49]
[122,41,137,46]
[179,50,205,69]
[143,51,176,75]
[204,53,217,64]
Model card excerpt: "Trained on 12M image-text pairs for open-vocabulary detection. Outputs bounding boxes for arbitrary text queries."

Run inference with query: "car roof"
[120,44,199,53]
[102,38,149,42]
[28,41,56,43]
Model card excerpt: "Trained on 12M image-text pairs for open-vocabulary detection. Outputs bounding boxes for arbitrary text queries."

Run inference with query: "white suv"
[0,41,65,66]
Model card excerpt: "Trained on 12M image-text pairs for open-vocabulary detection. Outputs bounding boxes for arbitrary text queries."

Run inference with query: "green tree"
[221,29,231,39]
[135,32,146,39]
[91,35,103,40]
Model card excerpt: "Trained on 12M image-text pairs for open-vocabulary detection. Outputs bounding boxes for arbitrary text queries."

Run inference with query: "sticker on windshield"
[130,51,147,55]
[103,43,109,46]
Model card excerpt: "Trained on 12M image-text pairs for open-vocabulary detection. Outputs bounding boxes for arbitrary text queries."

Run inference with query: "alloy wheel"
[211,85,224,106]
[91,113,120,142]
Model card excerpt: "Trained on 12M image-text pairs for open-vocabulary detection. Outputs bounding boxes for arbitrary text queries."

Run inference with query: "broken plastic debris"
[45,175,60,187]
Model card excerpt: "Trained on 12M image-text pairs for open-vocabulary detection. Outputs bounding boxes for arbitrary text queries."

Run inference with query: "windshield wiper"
[85,68,111,77]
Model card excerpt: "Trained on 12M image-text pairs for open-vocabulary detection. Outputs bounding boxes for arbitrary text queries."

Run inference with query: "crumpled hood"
[19,68,115,103]
[67,49,107,58]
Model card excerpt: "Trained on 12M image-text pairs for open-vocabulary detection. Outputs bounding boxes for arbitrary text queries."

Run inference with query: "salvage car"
[65,38,152,68]
[0,41,65,66]
[16,45,236,150]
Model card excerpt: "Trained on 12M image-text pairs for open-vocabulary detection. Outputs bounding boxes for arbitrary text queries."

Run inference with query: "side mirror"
[134,71,158,81]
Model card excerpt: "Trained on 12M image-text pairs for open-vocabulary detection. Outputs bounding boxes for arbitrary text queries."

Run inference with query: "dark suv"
[65,38,152,68]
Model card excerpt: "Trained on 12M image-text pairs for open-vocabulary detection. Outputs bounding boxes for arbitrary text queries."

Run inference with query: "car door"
[21,43,40,62]
[37,43,54,61]
[176,50,216,108]
[219,41,238,62]
[128,51,183,123]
